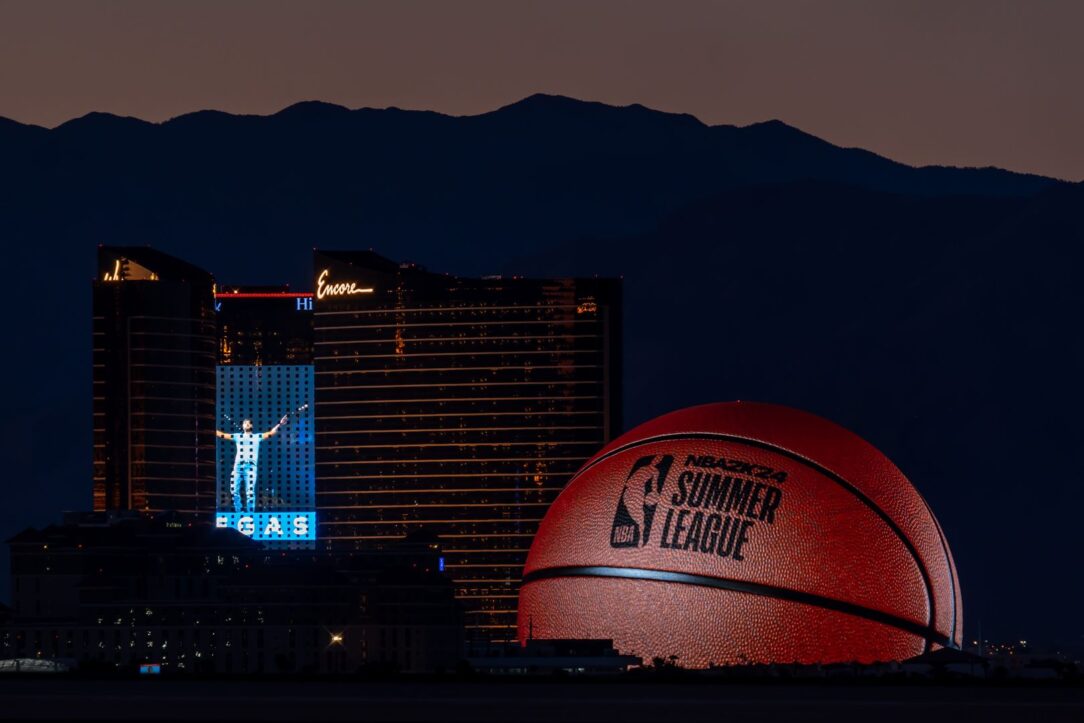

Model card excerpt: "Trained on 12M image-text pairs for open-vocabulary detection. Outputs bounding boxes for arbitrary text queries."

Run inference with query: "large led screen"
[215,365,315,544]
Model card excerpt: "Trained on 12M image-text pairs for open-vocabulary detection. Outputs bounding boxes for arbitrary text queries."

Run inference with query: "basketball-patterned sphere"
[518,402,962,666]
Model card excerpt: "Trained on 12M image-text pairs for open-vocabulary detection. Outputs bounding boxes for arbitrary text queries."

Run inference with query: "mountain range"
[2,94,1082,644]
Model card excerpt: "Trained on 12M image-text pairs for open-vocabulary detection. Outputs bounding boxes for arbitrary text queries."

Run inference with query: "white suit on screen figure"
[216,416,287,513]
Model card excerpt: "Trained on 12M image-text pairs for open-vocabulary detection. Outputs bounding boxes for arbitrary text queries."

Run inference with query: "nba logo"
[610,454,674,548]
[611,489,641,547]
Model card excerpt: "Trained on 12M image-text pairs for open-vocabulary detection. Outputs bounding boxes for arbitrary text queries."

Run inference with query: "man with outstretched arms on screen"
[217,416,288,513]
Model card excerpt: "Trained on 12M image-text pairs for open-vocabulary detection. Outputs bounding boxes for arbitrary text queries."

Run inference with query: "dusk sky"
[1,0,1082,180]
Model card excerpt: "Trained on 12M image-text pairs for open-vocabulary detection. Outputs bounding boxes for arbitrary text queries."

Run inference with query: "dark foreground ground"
[1,680,1083,723]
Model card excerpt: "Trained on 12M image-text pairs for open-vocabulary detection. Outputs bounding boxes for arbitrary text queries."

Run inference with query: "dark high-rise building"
[92,247,217,514]
[215,285,314,366]
[312,250,621,642]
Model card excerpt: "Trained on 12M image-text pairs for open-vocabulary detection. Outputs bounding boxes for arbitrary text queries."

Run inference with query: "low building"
[466,638,641,675]
[2,512,461,674]
[901,647,989,678]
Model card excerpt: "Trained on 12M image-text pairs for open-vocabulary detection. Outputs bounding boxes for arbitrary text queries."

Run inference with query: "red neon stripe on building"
[215,292,314,299]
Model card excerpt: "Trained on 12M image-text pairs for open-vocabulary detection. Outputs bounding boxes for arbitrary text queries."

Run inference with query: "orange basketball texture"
[518,402,962,666]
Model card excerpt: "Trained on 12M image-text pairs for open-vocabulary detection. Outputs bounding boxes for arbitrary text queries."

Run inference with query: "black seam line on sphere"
[923,497,958,646]
[522,565,952,649]
[562,431,939,647]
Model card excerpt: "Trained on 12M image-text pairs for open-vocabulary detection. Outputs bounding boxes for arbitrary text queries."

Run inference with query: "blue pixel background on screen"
[215,365,315,544]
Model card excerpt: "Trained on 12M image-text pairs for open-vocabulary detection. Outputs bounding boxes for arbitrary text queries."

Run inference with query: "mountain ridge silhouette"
[0,93,1059,191]
[0,93,1060,288]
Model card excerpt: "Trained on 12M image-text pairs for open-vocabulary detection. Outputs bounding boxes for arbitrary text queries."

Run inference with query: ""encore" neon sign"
[316,269,373,300]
